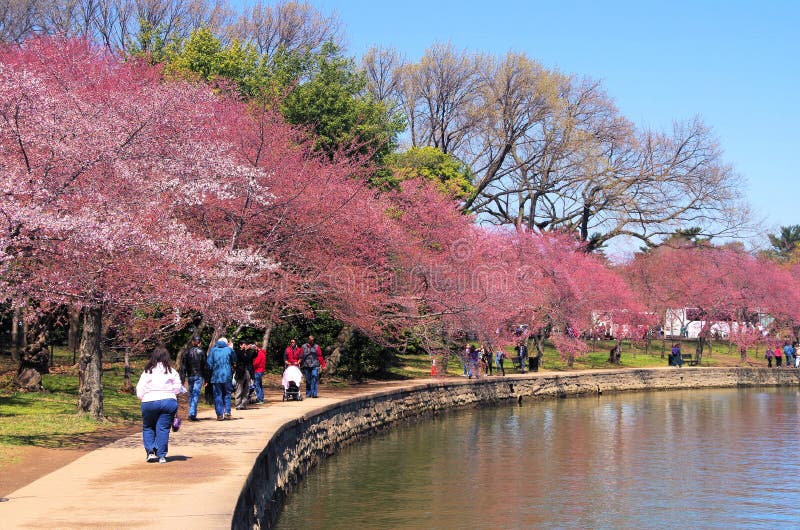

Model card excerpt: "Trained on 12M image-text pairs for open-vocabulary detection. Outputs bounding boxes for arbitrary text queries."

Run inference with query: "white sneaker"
[158,457,167,464]
[146,452,158,463]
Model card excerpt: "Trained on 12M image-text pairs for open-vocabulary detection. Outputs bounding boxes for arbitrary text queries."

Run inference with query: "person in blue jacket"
[208,337,235,420]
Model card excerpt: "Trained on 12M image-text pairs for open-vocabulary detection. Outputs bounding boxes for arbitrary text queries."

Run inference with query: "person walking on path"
[783,342,795,368]
[234,342,254,410]
[136,346,183,463]
[253,344,266,404]
[785,342,798,368]
[180,336,206,421]
[284,339,302,367]
[301,335,326,398]
[765,346,775,368]
[774,344,783,367]
[208,337,235,420]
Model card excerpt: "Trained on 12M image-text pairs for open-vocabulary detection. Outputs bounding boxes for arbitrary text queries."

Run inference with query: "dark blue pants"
[141,398,178,458]
[212,382,232,416]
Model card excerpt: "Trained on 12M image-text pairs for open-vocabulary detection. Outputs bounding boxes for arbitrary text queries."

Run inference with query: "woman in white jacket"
[136,346,183,463]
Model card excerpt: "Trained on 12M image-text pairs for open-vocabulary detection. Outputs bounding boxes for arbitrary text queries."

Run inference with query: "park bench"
[508,356,525,373]
[681,353,699,366]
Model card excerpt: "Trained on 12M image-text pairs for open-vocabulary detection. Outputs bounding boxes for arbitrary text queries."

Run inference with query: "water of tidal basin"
[274,387,800,529]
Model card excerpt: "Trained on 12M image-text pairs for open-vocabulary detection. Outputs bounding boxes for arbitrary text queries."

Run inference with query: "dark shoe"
[224,413,232,419]
[217,415,224,421]
[235,406,246,410]
[188,415,198,421]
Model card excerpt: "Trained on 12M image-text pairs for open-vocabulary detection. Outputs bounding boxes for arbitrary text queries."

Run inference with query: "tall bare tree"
[362,45,404,114]
[232,0,341,59]
[395,47,751,249]
[0,0,233,53]
[399,42,481,154]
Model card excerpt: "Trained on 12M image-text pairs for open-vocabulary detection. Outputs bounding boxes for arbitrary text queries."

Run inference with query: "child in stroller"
[281,364,303,401]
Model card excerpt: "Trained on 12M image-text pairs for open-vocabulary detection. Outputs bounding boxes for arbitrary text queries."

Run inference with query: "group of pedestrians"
[765,342,799,367]
[205,337,267,420]
[135,334,323,464]
[460,343,531,378]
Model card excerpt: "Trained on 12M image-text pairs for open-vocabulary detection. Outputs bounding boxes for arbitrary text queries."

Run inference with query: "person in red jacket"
[284,339,302,367]
[252,345,267,404]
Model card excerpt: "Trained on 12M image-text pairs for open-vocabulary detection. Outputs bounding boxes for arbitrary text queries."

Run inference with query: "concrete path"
[1,380,422,529]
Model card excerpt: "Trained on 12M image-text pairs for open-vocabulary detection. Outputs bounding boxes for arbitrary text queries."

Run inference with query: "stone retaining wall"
[232,367,800,529]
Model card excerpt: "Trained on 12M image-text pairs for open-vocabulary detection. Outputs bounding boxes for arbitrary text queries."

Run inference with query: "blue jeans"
[303,366,319,397]
[141,398,178,458]
[212,382,232,416]
[254,372,264,402]
[187,376,203,418]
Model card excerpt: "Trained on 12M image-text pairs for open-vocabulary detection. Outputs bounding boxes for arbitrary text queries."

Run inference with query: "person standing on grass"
[765,346,775,368]
[483,344,493,376]
[468,344,480,379]
[671,343,683,368]
[136,346,183,464]
[495,347,506,376]
[208,337,235,420]
[301,335,325,398]
[180,336,206,421]
[253,344,266,404]
[516,342,528,372]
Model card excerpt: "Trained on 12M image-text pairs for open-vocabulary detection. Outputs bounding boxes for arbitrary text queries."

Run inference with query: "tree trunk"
[121,346,133,393]
[68,306,82,354]
[695,337,705,365]
[327,325,354,376]
[261,324,272,351]
[78,305,104,419]
[11,306,24,363]
[16,339,50,391]
[532,333,546,361]
[206,324,219,356]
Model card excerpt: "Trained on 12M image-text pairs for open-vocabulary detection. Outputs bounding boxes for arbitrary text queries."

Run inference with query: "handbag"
[172,415,182,432]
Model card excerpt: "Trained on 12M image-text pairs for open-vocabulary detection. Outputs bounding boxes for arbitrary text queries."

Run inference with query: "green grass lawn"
[0,347,142,448]
[391,337,760,377]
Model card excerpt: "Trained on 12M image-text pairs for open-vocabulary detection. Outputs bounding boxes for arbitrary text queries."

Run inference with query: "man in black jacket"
[181,337,207,421]
[234,343,255,410]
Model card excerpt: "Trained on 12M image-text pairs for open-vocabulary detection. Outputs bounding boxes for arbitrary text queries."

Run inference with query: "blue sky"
[310,0,799,246]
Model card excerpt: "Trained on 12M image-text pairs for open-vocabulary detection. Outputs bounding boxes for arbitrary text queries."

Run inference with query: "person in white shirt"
[136,346,183,463]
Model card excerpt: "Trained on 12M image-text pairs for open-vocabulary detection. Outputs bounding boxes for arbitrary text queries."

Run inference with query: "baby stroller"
[281,365,303,401]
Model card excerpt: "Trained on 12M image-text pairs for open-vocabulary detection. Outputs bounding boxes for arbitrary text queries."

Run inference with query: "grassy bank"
[390,337,753,378]
[0,348,143,448]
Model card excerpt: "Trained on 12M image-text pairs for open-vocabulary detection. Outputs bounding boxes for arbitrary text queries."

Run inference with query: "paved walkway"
[1,380,423,529]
